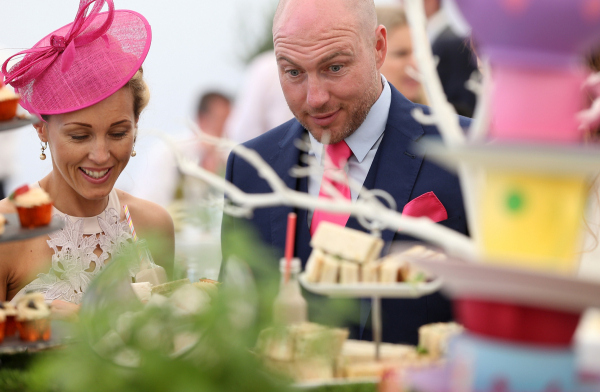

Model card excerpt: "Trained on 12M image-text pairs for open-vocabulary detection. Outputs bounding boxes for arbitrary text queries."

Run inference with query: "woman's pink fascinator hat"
[1,0,151,116]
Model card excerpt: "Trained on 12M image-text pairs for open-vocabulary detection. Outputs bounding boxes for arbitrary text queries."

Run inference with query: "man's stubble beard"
[292,71,380,145]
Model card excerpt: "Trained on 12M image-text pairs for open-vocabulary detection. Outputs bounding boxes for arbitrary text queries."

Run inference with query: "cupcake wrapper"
[5,316,16,337]
[17,318,51,342]
[16,203,53,228]
[0,98,19,121]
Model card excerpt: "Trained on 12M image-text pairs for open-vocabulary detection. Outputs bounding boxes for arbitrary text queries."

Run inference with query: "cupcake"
[0,308,5,344]
[9,185,53,228]
[0,213,6,235]
[0,85,19,122]
[0,302,18,337]
[16,293,51,342]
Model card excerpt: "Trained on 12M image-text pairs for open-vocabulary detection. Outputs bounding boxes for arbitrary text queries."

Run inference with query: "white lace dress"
[11,186,134,305]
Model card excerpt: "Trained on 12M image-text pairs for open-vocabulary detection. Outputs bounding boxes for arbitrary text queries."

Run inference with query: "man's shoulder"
[410,103,471,135]
[242,118,299,153]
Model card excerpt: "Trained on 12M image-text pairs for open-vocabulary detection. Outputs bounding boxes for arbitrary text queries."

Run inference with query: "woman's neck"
[40,171,109,218]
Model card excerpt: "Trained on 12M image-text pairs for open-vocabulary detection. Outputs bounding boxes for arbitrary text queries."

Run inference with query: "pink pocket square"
[402,191,448,223]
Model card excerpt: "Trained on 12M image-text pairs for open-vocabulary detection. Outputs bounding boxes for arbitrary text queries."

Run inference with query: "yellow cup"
[479,170,589,273]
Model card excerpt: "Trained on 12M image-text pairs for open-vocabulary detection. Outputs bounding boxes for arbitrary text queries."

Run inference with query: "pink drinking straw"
[123,205,138,242]
[284,213,297,283]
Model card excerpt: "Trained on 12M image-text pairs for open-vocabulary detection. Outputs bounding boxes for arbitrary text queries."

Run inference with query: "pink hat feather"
[1,0,151,116]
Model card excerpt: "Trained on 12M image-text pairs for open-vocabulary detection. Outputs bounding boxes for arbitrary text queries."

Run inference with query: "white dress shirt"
[306,75,392,225]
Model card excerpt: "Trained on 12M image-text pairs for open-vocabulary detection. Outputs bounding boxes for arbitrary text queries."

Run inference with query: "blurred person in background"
[197,92,232,173]
[136,91,232,209]
[423,0,478,117]
[376,6,427,105]
[226,51,293,144]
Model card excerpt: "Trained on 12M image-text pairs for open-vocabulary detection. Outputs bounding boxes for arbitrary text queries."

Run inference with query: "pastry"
[305,249,326,283]
[379,257,403,283]
[311,222,384,263]
[192,280,219,299]
[150,279,191,296]
[319,255,340,283]
[0,85,19,121]
[0,302,18,337]
[361,262,379,283]
[0,214,6,235]
[10,185,53,228]
[131,282,152,303]
[256,322,349,381]
[339,261,359,284]
[15,293,51,342]
[135,264,168,286]
[418,322,463,359]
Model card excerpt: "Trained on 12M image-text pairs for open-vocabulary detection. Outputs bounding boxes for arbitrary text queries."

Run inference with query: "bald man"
[224,0,470,344]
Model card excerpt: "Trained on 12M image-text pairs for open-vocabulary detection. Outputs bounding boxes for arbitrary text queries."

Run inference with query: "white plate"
[414,258,600,312]
[294,377,378,389]
[299,273,443,298]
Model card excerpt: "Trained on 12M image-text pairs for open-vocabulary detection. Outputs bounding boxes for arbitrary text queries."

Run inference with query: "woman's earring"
[40,142,48,160]
[131,147,137,157]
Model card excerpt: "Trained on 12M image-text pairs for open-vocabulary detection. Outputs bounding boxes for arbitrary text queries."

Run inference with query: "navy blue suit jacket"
[225,83,470,344]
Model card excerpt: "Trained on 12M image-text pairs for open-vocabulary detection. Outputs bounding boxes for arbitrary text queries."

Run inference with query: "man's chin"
[305,126,351,145]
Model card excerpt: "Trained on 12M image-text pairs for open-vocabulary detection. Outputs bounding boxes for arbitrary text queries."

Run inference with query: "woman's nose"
[89,139,110,163]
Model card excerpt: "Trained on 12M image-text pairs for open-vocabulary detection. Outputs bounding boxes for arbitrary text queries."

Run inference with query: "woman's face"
[380,25,422,102]
[36,87,136,201]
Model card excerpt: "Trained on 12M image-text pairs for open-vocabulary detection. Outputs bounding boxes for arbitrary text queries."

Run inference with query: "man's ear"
[375,24,388,71]
[33,121,48,143]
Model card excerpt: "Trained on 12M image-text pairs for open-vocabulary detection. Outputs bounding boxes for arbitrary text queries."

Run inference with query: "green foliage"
[13,221,289,392]
[3,213,360,392]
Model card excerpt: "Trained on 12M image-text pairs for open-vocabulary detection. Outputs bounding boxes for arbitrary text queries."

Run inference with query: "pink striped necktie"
[310,140,353,236]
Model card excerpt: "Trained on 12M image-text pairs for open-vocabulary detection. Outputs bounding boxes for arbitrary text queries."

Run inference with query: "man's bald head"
[273,0,378,43]
[272,0,387,144]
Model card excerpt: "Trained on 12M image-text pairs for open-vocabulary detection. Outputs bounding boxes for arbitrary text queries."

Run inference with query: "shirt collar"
[309,75,392,164]
[427,8,451,42]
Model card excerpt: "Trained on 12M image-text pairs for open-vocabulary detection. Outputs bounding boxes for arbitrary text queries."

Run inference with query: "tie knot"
[325,140,352,169]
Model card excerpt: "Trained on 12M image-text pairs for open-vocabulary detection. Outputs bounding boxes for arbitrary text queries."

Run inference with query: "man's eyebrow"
[318,50,353,66]
[276,55,301,68]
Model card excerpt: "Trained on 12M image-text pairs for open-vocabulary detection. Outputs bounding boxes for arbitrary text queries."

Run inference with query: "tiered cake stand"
[0,116,35,132]
[0,213,64,244]
[299,274,443,359]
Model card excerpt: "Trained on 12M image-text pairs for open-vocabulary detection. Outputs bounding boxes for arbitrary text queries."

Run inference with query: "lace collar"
[11,187,134,305]
[32,182,122,235]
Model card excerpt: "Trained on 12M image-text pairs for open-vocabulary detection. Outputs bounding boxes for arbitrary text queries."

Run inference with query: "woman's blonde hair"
[125,67,150,121]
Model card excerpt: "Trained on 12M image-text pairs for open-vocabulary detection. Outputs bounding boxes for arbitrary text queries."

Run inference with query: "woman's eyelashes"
[68,129,130,141]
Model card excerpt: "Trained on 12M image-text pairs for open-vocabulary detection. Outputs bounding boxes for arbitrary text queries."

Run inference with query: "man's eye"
[287,69,300,77]
[330,65,343,72]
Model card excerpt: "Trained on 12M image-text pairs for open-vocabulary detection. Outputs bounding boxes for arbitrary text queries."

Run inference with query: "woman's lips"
[79,167,112,184]
[310,110,340,127]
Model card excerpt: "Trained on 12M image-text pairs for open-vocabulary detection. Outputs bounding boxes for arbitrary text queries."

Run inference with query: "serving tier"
[299,273,442,360]
[0,117,35,132]
[0,213,64,244]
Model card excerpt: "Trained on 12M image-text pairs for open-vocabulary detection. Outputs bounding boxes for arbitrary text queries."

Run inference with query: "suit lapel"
[346,85,425,246]
[269,121,306,254]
